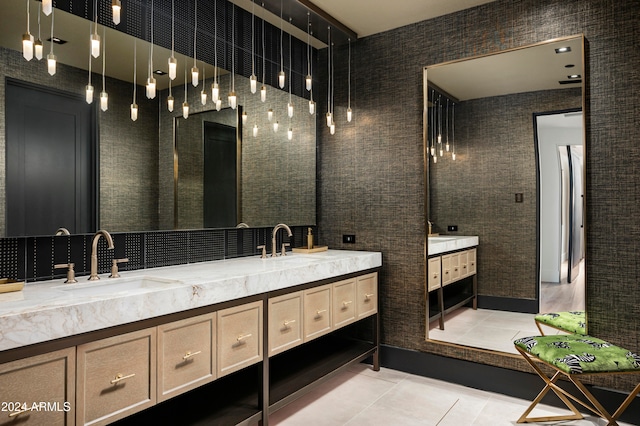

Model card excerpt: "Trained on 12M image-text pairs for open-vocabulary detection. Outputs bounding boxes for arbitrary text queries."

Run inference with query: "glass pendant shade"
[430,147,435,156]
[250,75,257,94]
[267,109,273,121]
[22,33,34,61]
[215,99,222,111]
[242,111,248,125]
[43,0,52,16]
[112,0,121,25]
[211,82,219,103]
[437,134,442,144]
[288,127,293,140]
[278,71,285,89]
[433,156,438,164]
[260,86,266,102]
[130,103,138,121]
[85,85,94,104]
[228,92,237,109]
[146,77,157,99]
[452,152,456,161]
[287,103,294,118]
[47,53,57,75]
[439,148,444,156]
[200,90,207,105]
[273,121,279,132]
[182,101,189,119]
[446,143,450,152]
[330,123,335,135]
[309,100,315,115]
[100,91,108,111]
[253,124,258,137]
[34,39,43,60]
[90,33,100,58]
[167,95,174,112]
[168,56,177,80]
[347,107,352,122]
[326,112,332,128]
[191,66,199,87]
[306,75,312,91]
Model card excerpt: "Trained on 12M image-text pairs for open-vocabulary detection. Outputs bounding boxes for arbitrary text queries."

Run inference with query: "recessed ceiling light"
[47,37,67,45]
[567,74,581,79]
[154,69,167,75]
[555,46,571,54]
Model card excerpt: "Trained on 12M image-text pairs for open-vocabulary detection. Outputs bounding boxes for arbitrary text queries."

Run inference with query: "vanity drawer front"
[0,347,75,426]
[442,253,460,285]
[459,251,470,278]
[428,257,441,291]
[157,313,216,402]
[332,278,357,328]
[269,291,303,357]
[217,301,263,378]
[356,272,378,319]
[467,248,477,276]
[303,284,332,342]
[76,328,156,426]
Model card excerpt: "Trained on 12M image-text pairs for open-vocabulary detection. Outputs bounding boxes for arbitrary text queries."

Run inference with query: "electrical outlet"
[343,234,356,244]
[515,193,524,203]
[447,225,458,232]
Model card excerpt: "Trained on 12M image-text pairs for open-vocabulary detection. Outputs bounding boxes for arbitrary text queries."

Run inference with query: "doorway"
[5,79,97,236]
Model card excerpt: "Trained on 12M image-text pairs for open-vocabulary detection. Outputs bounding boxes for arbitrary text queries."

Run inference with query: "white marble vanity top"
[0,250,381,351]
[428,236,478,256]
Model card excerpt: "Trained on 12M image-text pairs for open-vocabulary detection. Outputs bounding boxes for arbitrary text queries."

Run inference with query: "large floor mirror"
[424,35,586,354]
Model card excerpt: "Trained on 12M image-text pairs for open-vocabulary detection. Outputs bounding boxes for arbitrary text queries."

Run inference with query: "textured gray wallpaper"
[318,0,640,391]
[0,46,159,234]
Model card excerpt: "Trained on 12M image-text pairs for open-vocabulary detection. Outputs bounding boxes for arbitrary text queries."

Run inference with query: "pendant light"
[43,0,52,16]
[228,3,237,109]
[346,39,353,122]
[200,65,207,105]
[249,0,257,93]
[46,8,56,75]
[112,0,121,25]
[278,0,285,89]
[329,38,335,135]
[167,83,174,112]
[211,0,219,102]
[438,96,443,156]
[273,120,279,132]
[131,40,138,121]
[168,0,176,80]
[100,27,108,112]
[268,109,273,121]
[146,0,156,100]
[35,4,43,60]
[183,67,189,119]
[242,109,248,125]
[305,13,312,91]
[287,19,293,118]
[22,0,34,61]
[253,124,258,137]
[451,103,456,161]
[86,23,94,104]
[191,0,199,87]
[288,126,293,140]
[90,0,100,58]
[308,27,315,115]
[445,99,450,152]
[430,90,436,161]
[325,27,332,128]
[260,7,267,102]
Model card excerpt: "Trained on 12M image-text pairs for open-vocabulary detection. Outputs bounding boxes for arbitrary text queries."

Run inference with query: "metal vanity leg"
[373,313,380,371]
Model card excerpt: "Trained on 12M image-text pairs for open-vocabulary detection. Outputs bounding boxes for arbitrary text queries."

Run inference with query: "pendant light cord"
[102,27,106,91]
[193,0,197,67]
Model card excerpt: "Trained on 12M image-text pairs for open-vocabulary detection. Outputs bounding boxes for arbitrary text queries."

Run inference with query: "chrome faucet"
[271,223,292,257]
[89,230,115,280]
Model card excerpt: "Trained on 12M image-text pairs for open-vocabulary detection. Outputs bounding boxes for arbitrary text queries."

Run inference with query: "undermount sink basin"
[53,276,181,297]
[269,255,324,265]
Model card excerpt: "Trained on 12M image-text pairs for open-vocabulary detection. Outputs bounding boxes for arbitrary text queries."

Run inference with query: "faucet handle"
[281,242,290,256]
[109,258,129,278]
[257,245,267,259]
[54,263,77,284]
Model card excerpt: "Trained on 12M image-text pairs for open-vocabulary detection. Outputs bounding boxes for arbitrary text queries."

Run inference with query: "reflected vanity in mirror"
[424,35,586,354]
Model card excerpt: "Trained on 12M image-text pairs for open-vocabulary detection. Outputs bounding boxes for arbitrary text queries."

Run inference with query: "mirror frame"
[423,35,587,347]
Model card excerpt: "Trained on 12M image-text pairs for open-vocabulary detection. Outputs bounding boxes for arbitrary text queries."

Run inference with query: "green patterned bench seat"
[534,311,586,335]
[513,334,640,424]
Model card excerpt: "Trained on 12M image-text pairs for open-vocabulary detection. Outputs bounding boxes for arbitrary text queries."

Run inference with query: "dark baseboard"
[477,295,539,314]
[379,345,640,424]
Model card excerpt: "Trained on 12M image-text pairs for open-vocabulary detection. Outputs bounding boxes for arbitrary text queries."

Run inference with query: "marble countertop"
[0,250,381,352]
[428,236,478,256]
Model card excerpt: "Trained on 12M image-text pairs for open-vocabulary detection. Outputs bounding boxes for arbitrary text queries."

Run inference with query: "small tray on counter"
[0,278,25,293]
[292,246,328,254]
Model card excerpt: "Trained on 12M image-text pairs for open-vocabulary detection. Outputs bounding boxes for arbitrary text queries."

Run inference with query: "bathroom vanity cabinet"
[0,251,380,426]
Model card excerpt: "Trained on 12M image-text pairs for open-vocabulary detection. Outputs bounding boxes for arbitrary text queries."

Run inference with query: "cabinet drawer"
[157,313,216,402]
[217,301,263,378]
[269,291,303,357]
[467,248,477,276]
[0,347,75,426]
[459,251,470,278]
[356,272,378,319]
[332,278,357,328]
[76,328,156,426]
[428,257,441,292]
[442,253,460,286]
[303,284,332,342]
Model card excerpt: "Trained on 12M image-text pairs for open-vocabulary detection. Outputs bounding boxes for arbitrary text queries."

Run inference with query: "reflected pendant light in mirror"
[191,0,199,87]
[35,4,42,60]
[347,38,352,122]
[445,99,450,152]
[249,0,257,93]
[131,40,138,121]
[325,27,332,128]
[100,27,108,111]
[200,65,207,105]
[112,0,121,25]
[22,0,34,61]
[212,0,219,102]
[183,67,189,119]
[305,12,312,91]
[146,0,156,100]
[168,0,176,79]
[46,8,56,75]
[86,24,94,105]
[287,20,293,118]
[90,0,100,58]
[228,3,237,109]
[260,8,267,102]
[451,103,456,160]
[278,0,285,89]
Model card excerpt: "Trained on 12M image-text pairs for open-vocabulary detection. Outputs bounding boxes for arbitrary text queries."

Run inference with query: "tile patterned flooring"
[270,363,632,425]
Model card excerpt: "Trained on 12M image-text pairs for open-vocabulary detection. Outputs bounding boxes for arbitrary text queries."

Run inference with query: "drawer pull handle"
[316,309,327,316]
[342,300,353,308]
[236,333,252,342]
[110,373,136,384]
[283,319,296,327]
[183,350,202,360]
[8,407,33,418]
[365,293,374,301]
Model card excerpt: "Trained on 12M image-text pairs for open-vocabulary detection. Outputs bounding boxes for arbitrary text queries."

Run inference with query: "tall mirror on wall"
[0,0,318,237]
[424,35,586,354]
